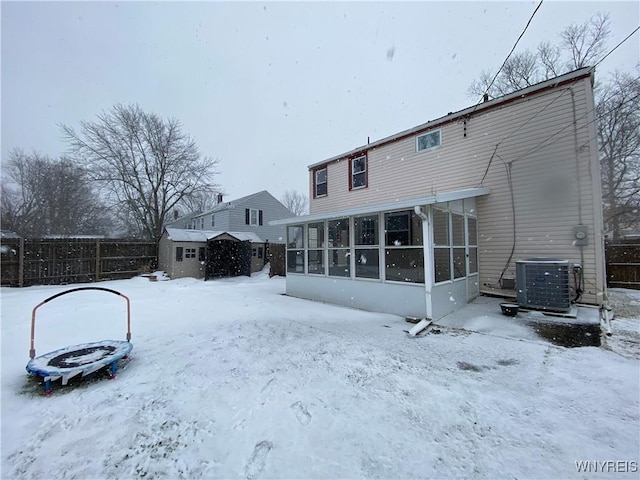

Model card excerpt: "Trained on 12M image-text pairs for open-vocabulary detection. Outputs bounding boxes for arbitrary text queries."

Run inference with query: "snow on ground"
[1,270,639,479]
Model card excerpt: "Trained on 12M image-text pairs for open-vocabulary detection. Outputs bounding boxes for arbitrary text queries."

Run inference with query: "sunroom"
[270,187,489,320]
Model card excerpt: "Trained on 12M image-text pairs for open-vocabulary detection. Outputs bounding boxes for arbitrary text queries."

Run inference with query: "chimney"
[173,210,179,220]
[483,93,489,103]
[216,193,223,204]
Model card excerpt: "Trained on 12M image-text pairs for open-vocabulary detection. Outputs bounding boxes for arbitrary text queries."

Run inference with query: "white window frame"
[315,168,327,198]
[249,208,259,226]
[351,156,367,190]
[416,129,442,152]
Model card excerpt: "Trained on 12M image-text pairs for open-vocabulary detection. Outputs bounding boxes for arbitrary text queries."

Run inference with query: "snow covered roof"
[164,228,263,243]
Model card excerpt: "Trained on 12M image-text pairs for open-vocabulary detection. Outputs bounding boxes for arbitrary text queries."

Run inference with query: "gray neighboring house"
[187,190,292,244]
[165,210,203,230]
[158,190,293,279]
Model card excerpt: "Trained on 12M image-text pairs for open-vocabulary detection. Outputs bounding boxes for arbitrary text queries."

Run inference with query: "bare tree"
[561,12,611,70]
[467,13,640,238]
[597,72,640,240]
[280,190,308,216]
[61,104,219,239]
[1,149,110,237]
[178,189,224,216]
[468,13,611,98]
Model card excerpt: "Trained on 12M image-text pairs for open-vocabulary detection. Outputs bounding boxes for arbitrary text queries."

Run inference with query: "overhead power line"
[474,0,544,109]
[593,25,640,70]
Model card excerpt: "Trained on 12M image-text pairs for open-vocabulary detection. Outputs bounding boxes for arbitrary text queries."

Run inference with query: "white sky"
[2,1,638,202]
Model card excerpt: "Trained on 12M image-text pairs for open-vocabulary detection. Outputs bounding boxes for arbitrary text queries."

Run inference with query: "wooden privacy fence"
[0,238,157,287]
[605,240,640,290]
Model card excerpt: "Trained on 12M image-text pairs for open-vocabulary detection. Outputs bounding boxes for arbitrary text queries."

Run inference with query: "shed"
[158,228,267,280]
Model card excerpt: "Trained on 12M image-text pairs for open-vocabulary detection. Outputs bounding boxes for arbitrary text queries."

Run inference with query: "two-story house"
[159,190,293,279]
[272,67,605,321]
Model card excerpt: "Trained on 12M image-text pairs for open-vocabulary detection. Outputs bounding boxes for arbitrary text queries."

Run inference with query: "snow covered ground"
[1,270,639,479]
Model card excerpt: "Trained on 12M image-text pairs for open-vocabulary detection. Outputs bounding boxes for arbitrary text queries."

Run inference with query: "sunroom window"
[328,218,350,277]
[384,211,424,283]
[355,215,379,279]
[433,203,478,283]
[286,225,305,273]
[307,222,325,275]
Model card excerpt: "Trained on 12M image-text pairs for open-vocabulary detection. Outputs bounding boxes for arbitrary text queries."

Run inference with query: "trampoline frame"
[26,287,132,395]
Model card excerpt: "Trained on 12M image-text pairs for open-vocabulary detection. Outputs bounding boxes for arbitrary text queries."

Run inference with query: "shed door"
[207,240,239,278]
[239,241,252,277]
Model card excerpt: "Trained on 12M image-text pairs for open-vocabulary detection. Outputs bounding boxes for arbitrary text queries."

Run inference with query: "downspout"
[415,205,433,320]
[570,88,586,303]
[572,84,611,333]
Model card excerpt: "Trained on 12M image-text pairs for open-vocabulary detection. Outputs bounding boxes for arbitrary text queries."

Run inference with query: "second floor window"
[315,168,327,198]
[211,215,215,228]
[350,156,367,190]
[246,208,263,226]
[416,129,441,152]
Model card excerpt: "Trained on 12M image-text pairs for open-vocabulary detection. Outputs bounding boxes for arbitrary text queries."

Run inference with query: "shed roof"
[165,228,264,243]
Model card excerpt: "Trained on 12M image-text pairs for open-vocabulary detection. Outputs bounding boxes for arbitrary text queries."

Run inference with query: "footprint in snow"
[245,440,272,479]
[291,401,312,425]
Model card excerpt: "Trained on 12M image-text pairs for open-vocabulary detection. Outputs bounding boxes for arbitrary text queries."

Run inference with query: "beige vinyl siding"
[158,233,206,279]
[310,76,603,304]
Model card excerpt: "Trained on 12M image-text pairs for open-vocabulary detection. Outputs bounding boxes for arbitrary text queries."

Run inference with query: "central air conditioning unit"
[516,258,571,312]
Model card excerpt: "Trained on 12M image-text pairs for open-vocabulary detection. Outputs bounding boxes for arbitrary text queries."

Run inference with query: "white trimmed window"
[328,218,350,277]
[307,222,325,275]
[416,129,441,152]
[314,168,327,197]
[245,208,263,226]
[384,211,424,283]
[350,156,367,190]
[286,225,305,273]
[433,203,478,284]
[355,215,379,279]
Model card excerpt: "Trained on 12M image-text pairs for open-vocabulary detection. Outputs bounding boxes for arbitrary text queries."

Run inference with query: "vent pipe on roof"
[483,93,489,102]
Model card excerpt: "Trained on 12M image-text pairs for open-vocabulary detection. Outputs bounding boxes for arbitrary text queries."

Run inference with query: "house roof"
[164,228,264,243]
[192,190,275,219]
[269,187,490,225]
[308,67,593,170]
[164,210,203,228]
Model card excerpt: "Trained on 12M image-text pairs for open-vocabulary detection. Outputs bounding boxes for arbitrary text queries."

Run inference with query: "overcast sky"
[2,1,638,203]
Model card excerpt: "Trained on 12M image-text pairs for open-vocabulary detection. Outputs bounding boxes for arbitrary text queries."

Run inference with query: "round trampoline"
[26,287,133,395]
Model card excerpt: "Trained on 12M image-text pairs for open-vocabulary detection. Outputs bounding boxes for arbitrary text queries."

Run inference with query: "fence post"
[95,239,101,282]
[18,237,24,287]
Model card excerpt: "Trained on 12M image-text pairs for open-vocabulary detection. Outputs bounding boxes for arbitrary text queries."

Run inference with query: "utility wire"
[473,0,544,110]
[510,86,640,165]
[476,25,640,171]
[592,26,640,70]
